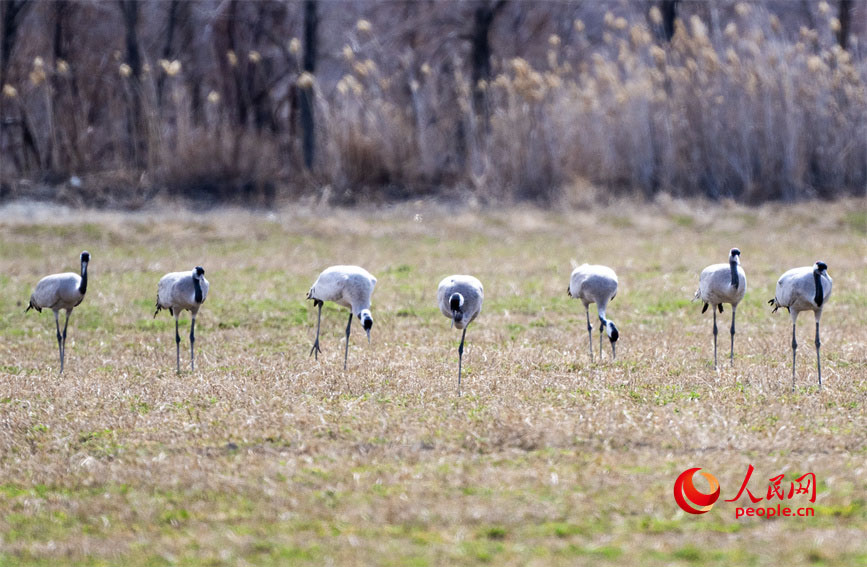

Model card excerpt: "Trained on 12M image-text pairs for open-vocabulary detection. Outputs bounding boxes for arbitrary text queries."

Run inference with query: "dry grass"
[0,197,865,566]
[5,3,867,204]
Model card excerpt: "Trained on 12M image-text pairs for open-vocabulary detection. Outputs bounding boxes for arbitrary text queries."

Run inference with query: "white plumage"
[437,275,484,393]
[694,248,747,369]
[154,266,209,372]
[26,250,90,373]
[568,264,619,361]
[769,261,832,390]
[307,265,376,370]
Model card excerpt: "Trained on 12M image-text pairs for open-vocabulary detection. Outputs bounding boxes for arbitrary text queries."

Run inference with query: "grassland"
[0,197,865,566]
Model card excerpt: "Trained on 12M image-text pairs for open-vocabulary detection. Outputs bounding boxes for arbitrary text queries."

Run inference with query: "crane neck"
[79,262,88,295]
[193,277,203,303]
[813,270,823,307]
[729,260,739,289]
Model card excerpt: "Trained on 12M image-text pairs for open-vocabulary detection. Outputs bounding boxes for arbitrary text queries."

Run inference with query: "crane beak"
[365,328,371,344]
[611,342,616,360]
[452,311,459,328]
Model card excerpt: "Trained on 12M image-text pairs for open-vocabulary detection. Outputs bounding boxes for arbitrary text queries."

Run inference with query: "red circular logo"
[674,467,721,514]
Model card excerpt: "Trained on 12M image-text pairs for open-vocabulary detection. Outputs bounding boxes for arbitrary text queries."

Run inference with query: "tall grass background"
[1,1,866,206]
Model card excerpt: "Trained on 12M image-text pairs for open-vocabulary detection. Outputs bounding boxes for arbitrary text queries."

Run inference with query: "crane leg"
[712,307,718,370]
[54,311,63,374]
[730,306,736,366]
[599,319,604,361]
[815,321,821,390]
[309,300,322,359]
[190,316,196,372]
[343,312,353,370]
[791,323,798,392]
[458,326,467,396]
[175,316,181,374]
[61,310,71,371]
[585,308,593,363]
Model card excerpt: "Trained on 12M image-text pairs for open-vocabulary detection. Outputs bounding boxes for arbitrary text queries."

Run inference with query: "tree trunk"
[156,0,179,108]
[119,0,147,168]
[470,1,505,125]
[300,0,317,170]
[837,0,852,50]
[660,0,678,43]
[0,0,31,89]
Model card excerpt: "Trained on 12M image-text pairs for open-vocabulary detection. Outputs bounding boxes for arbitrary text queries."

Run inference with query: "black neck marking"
[813,271,823,307]
[193,276,203,303]
[79,263,88,295]
[729,260,739,289]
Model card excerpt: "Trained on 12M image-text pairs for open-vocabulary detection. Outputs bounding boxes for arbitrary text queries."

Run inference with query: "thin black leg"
[190,317,196,372]
[310,301,322,359]
[343,312,353,370]
[815,321,821,390]
[458,326,467,396]
[712,307,718,370]
[599,318,604,361]
[54,311,63,374]
[791,323,798,392]
[62,310,70,371]
[175,317,181,373]
[585,308,593,363]
[730,306,736,366]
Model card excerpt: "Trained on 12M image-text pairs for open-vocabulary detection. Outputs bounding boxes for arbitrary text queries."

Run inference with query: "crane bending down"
[154,266,209,372]
[568,264,619,361]
[25,250,90,373]
[694,248,747,369]
[769,261,832,391]
[437,275,484,394]
[307,265,376,370]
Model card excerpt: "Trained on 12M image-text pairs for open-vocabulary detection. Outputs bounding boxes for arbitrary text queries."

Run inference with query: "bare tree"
[837,0,852,50]
[0,0,31,88]
[300,0,317,169]
[660,0,678,42]
[118,0,147,168]
[470,0,506,123]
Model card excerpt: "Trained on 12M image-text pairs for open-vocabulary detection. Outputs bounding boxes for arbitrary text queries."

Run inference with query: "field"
[0,198,865,566]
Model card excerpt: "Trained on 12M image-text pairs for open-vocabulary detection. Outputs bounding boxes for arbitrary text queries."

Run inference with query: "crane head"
[607,321,619,360]
[814,261,828,272]
[606,320,619,343]
[193,266,205,279]
[359,309,373,343]
[80,251,90,263]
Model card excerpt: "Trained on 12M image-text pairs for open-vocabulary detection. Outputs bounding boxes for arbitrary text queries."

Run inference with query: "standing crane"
[307,265,376,370]
[25,251,90,373]
[154,266,209,372]
[769,261,832,391]
[695,248,747,369]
